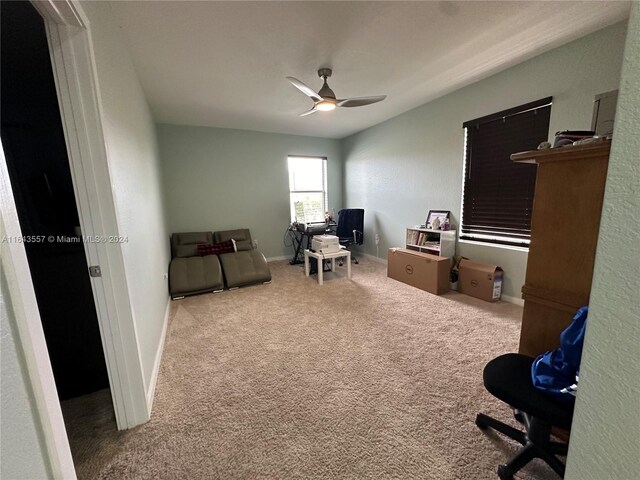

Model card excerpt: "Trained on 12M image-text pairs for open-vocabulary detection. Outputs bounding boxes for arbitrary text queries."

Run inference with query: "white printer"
[311,234,340,253]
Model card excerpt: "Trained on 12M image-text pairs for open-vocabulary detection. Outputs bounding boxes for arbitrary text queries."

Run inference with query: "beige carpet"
[62,258,559,479]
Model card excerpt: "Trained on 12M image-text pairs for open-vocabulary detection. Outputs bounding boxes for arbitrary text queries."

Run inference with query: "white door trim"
[1,150,77,480]
[35,0,150,429]
[31,0,84,27]
[2,0,150,475]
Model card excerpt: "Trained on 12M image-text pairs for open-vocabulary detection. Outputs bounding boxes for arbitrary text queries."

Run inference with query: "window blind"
[461,97,552,247]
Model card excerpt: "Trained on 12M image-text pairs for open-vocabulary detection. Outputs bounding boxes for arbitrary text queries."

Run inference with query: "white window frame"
[287,155,328,223]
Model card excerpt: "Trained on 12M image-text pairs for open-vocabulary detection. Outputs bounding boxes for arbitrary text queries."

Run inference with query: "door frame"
[1,152,77,479]
[29,0,150,430]
[2,0,152,473]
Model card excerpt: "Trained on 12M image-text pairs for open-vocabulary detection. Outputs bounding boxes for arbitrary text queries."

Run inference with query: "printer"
[311,234,340,253]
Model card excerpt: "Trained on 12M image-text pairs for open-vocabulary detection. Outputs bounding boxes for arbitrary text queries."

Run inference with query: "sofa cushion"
[169,255,223,297]
[175,231,211,245]
[214,229,252,251]
[175,244,199,258]
[197,240,235,256]
[219,250,272,288]
[171,232,213,258]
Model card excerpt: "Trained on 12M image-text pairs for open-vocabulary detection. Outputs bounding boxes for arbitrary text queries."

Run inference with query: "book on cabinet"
[405,227,456,258]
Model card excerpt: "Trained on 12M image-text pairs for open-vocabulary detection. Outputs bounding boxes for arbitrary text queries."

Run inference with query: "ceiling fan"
[286,68,386,116]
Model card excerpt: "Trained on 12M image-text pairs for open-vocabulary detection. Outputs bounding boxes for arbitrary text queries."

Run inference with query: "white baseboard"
[500,294,525,306]
[146,298,171,411]
[266,255,290,262]
[360,252,387,265]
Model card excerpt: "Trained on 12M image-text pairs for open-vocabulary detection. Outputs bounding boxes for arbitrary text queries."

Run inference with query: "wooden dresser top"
[511,140,611,164]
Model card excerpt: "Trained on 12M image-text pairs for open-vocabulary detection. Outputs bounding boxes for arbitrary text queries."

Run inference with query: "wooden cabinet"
[405,228,456,258]
[512,141,610,356]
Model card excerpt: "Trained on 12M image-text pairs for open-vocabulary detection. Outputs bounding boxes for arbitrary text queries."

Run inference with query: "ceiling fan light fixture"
[286,69,386,116]
[316,100,336,111]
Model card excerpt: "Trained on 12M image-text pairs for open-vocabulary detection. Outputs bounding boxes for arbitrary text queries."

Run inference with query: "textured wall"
[342,22,627,300]
[566,5,640,478]
[82,1,170,392]
[0,230,51,479]
[158,124,342,259]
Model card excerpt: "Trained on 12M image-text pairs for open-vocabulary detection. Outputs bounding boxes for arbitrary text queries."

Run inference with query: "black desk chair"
[336,208,364,265]
[476,353,574,480]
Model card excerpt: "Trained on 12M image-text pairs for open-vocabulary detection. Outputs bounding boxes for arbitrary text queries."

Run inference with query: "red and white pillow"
[196,239,236,256]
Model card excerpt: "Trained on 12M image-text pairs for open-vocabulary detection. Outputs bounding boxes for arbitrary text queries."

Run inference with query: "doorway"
[1,1,111,404]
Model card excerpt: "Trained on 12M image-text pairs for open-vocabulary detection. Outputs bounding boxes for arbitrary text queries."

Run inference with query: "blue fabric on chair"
[336,209,364,243]
[336,209,364,245]
[531,306,588,403]
[336,208,364,264]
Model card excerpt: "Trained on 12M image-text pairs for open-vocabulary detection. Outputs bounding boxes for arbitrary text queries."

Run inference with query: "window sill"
[458,238,529,253]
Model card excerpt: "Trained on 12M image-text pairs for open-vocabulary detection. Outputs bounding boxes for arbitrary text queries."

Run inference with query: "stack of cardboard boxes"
[387,248,503,302]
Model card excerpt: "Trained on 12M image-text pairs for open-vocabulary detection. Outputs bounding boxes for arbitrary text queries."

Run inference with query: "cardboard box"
[387,248,450,295]
[458,259,503,302]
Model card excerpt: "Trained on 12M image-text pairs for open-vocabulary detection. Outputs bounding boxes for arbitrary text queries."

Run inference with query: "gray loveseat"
[169,229,271,299]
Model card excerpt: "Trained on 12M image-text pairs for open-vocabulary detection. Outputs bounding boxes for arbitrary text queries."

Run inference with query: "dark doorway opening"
[1,1,110,401]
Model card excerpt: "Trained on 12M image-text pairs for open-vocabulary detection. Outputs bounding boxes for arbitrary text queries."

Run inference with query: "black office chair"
[476,353,574,480]
[336,208,364,265]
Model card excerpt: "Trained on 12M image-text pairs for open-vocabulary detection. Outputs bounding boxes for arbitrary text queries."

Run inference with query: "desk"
[304,249,351,285]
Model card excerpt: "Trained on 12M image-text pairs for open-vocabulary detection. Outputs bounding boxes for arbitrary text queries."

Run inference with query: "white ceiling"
[109,1,630,139]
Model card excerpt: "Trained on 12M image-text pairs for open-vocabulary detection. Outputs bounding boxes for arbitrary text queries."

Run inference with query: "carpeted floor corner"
[62,258,558,479]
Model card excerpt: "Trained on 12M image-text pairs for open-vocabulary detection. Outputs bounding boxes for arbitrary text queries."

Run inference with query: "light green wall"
[566,5,640,478]
[341,22,628,300]
[158,125,342,259]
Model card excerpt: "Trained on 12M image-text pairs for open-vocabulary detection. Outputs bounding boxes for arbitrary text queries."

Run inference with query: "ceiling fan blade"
[299,108,318,117]
[337,95,387,108]
[286,76,322,103]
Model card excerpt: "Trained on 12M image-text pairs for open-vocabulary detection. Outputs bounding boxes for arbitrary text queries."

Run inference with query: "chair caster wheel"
[497,464,514,480]
[513,409,524,424]
[354,259,359,264]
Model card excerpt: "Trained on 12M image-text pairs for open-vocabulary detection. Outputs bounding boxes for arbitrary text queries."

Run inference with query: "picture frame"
[426,210,451,228]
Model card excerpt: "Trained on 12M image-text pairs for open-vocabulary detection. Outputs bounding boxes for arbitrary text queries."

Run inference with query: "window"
[460,97,552,247]
[288,156,328,223]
